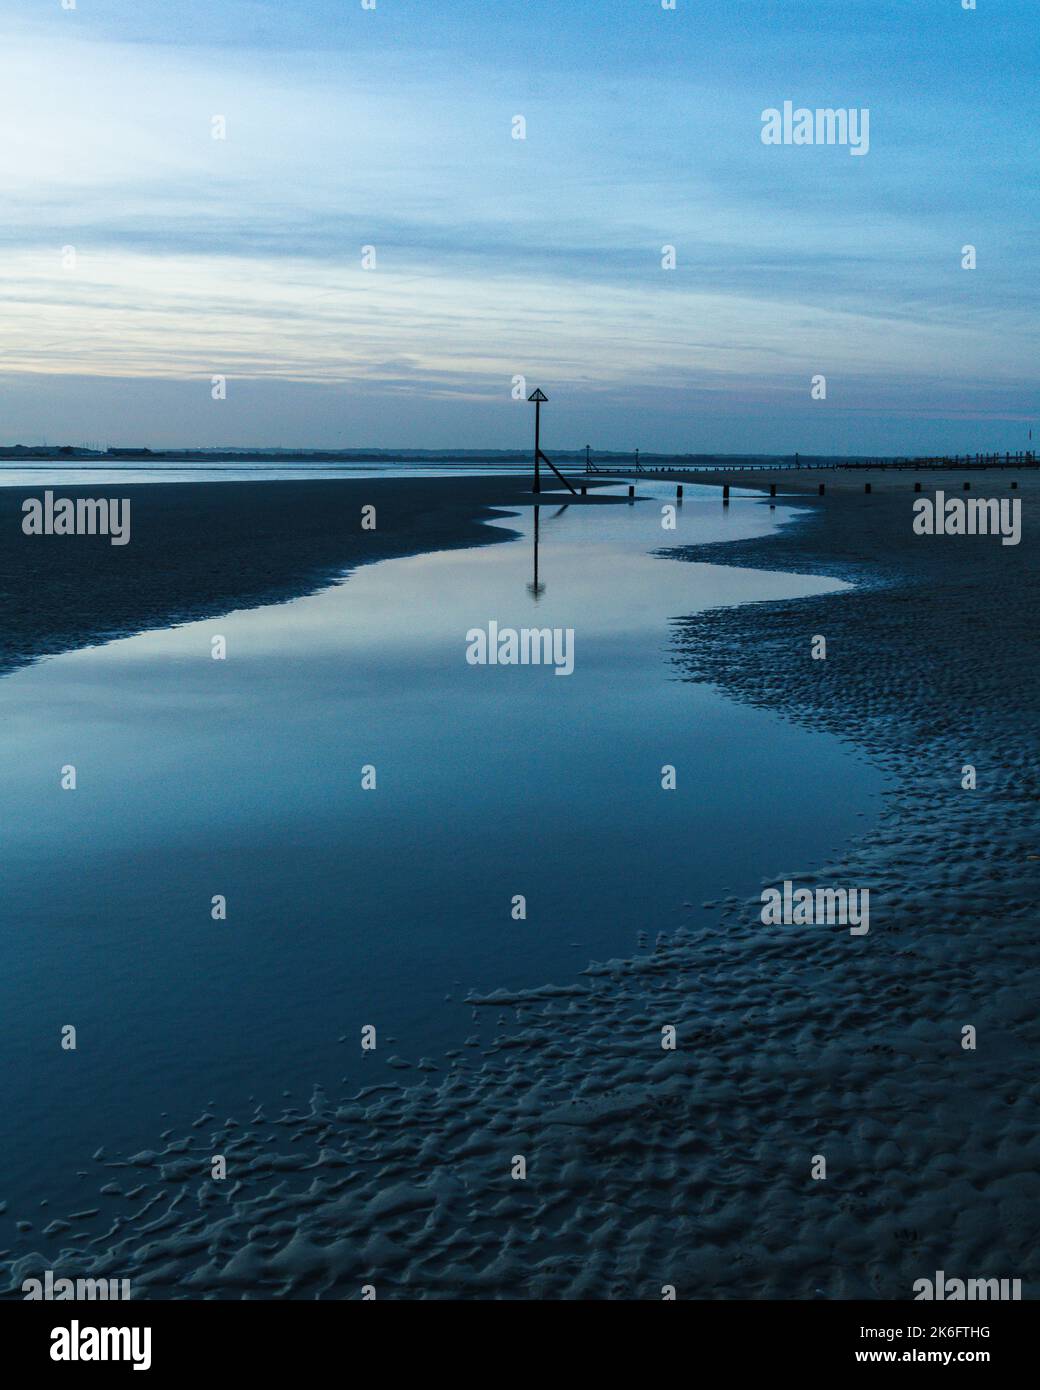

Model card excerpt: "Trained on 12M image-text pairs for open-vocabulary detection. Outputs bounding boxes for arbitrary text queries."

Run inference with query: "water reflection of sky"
[0,489,884,1224]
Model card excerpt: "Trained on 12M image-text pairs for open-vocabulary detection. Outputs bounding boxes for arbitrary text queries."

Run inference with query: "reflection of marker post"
[527,387,576,496]
[527,506,545,599]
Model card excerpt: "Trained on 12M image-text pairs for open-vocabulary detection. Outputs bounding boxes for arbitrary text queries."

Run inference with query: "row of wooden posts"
[529,393,1025,502]
[571,479,1020,501]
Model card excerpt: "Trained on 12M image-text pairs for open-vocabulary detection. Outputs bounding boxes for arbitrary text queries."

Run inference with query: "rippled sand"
[4,473,1037,1299]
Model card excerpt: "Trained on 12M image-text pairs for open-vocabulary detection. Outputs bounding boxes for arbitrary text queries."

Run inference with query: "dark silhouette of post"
[527,388,576,495]
[530,388,546,493]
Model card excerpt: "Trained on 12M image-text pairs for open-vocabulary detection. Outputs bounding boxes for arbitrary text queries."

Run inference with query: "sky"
[0,0,1037,454]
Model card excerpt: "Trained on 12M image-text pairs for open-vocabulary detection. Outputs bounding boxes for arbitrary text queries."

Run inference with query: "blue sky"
[0,0,1036,452]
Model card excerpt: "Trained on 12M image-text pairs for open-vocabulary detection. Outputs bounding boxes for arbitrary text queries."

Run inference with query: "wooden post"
[529,389,546,494]
[723,484,730,503]
[818,483,825,495]
[963,480,971,490]
[865,483,872,493]
[676,484,683,500]
[769,483,777,497]
[628,484,635,499]
[526,388,575,496]
[914,482,922,492]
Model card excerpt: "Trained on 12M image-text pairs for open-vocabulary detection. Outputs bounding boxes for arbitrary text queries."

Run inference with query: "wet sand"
[0,475,614,680]
[3,471,1037,1300]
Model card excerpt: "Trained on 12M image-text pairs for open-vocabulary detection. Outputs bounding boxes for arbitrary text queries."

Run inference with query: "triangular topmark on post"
[528,388,548,402]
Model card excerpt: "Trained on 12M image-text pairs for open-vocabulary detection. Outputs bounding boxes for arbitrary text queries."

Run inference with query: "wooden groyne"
[848,452,1036,471]
[586,451,1037,476]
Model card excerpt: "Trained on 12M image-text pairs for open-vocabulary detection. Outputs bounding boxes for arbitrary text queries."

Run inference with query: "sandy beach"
[4,0,1037,1362]
[3,467,1035,1300]
[0,475,618,680]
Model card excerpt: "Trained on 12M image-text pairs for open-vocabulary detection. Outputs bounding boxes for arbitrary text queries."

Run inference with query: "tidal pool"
[0,484,884,1234]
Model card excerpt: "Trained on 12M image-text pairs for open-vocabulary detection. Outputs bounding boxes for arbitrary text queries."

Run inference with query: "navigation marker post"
[528,388,577,496]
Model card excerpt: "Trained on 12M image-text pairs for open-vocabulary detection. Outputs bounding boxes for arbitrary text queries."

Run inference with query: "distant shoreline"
[0,446,930,466]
